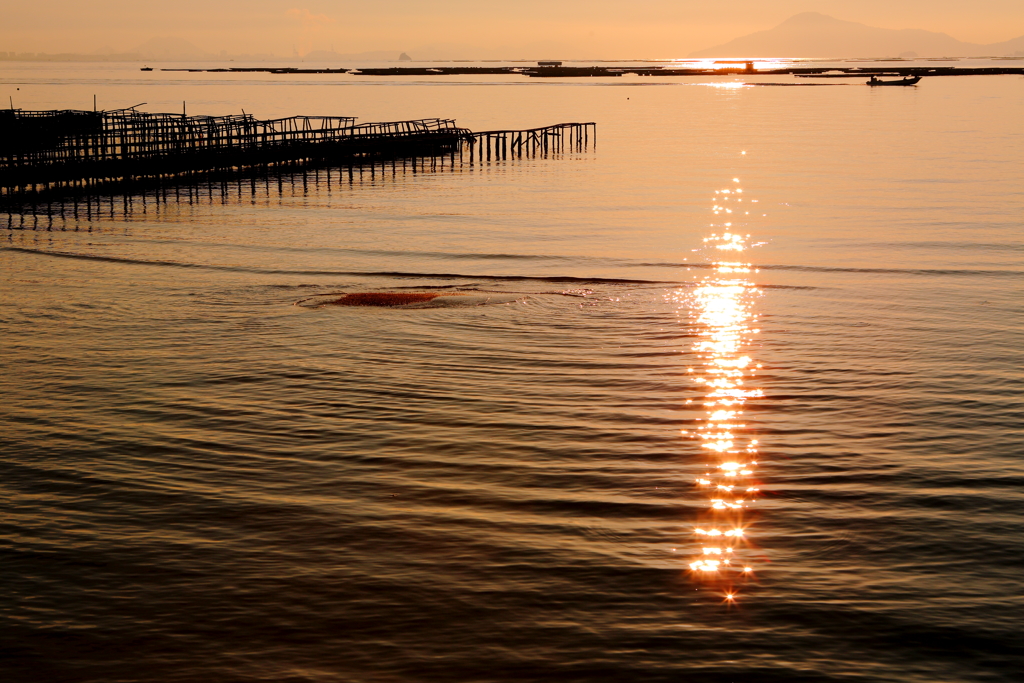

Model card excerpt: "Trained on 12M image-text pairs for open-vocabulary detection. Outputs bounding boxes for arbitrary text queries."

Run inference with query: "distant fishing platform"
[0,108,595,202]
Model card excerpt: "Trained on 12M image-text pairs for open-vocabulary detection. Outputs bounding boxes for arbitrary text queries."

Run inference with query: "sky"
[3,0,1024,57]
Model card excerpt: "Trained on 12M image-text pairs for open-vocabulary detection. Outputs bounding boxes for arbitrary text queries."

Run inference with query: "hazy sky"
[3,0,1023,57]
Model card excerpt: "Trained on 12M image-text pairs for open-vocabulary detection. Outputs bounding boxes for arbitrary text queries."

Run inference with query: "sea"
[1,59,1022,682]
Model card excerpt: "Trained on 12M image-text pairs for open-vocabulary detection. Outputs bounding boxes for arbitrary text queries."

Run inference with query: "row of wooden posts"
[3,155,473,228]
[464,123,596,161]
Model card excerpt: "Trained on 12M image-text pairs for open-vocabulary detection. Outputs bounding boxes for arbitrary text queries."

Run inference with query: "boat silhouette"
[867,75,921,86]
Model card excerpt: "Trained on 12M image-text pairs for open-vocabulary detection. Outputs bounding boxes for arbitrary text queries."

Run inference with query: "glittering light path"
[675,176,766,598]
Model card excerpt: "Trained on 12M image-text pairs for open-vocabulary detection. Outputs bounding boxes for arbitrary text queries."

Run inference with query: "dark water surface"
[2,63,1023,682]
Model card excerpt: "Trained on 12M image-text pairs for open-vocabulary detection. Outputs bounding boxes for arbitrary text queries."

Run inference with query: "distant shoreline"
[3,54,1023,65]
[140,64,1024,78]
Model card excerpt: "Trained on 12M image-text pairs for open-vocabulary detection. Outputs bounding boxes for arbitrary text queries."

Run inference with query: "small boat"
[867,75,921,86]
[140,66,153,72]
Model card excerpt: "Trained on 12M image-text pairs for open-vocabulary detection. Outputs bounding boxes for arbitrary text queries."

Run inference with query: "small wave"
[3,247,820,289]
[225,244,580,262]
[758,264,1024,277]
[11,247,1012,280]
[1,247,683,284]
[638,259,1023,277]
[350,249,577,262]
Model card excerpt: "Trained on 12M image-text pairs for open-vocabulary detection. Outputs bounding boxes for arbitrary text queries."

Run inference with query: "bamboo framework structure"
[463,123,596,162]
[0,109,595,209]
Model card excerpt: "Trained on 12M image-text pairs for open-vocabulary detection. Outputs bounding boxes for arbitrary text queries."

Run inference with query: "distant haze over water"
[2,5,1023,59]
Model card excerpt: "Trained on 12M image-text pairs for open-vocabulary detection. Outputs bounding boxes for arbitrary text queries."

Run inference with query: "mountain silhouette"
[689,12,1024,58]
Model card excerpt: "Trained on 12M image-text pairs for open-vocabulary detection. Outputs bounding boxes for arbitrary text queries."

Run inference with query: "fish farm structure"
[0,108,595,204]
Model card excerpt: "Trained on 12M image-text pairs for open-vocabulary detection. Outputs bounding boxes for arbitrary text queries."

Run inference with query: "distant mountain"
[986,36,1024,57]
[690,12,1024,58]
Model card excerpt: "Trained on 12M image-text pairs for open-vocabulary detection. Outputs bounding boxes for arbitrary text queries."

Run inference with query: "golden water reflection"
[672,181,765,595]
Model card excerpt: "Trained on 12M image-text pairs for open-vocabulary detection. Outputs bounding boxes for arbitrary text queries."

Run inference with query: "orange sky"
[3,1,1023,57]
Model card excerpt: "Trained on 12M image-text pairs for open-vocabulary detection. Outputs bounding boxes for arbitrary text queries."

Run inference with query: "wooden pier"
[0,109,595,205]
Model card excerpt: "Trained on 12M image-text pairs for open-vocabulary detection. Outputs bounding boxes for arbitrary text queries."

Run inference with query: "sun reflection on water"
[671,176,766,598]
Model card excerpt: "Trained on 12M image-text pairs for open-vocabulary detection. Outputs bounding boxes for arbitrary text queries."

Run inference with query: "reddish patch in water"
[329,292,444,307]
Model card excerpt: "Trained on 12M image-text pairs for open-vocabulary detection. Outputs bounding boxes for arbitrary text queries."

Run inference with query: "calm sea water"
[2,62,1023,682]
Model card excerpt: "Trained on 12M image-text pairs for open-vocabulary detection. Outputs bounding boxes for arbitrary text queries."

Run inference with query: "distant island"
[690,12,1024,58]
